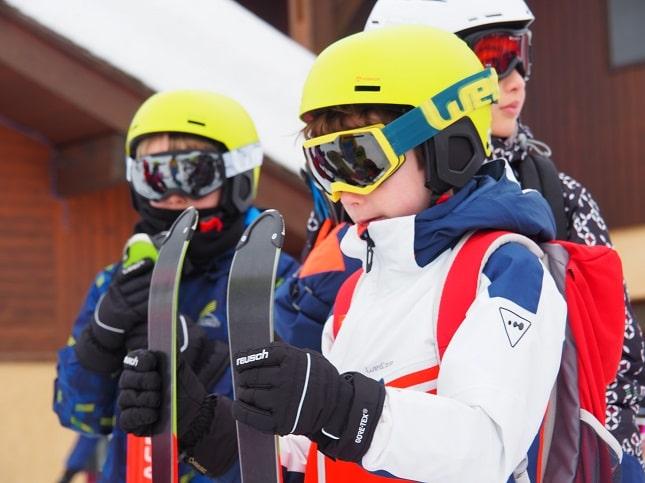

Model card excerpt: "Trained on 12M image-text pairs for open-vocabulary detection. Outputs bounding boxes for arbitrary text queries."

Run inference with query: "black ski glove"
[118,345,235,476]
[232,341,386,462]
[74,258,153,373]
[117,350,163,436]
[74,234,159,373]
[92,257,154,350]
[118,349,209,439]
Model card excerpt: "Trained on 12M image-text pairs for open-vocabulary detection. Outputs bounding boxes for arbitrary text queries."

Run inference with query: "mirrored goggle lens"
[303,131,394,195]
[470,32,530,79]
[128,151,226,201]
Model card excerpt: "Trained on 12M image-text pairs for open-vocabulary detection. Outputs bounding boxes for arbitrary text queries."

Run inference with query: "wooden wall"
[522,0,644,228]
[0,123,56,356]
[0,123,137,359]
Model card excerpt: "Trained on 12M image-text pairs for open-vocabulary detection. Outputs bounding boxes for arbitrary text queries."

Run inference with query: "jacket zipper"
[360,229,375,273]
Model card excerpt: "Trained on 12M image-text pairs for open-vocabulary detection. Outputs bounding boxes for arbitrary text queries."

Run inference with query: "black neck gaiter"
[133,195,244,273]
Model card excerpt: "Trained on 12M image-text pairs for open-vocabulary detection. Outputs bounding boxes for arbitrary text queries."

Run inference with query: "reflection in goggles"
[307,132,390,189]
[467,30,531,79]
[129,151,226,201]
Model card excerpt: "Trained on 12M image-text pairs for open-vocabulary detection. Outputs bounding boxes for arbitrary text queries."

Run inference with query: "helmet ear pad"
[224,170,255,214]
[423,116,487,196]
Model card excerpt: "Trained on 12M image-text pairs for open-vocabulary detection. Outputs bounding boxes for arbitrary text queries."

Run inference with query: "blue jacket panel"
[274,224,361,352]
[54,266,120,436]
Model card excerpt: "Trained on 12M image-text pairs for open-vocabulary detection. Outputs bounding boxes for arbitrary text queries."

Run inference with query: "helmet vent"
[354,85,381,92]
[187,119,206,126]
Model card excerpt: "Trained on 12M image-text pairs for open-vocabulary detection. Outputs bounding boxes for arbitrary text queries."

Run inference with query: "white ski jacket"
[282,217,566,483]
[280,161,567,482]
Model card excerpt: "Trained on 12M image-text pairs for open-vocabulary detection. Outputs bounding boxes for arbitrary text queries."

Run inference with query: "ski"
[143,207,198,483]
[122,233,160,483]
[227,210,284,483]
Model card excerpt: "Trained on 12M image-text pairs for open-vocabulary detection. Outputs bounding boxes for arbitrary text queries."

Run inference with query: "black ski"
[227,210,284,483]
[148,207,198,483]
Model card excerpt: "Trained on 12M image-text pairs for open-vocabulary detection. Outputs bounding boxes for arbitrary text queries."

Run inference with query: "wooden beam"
[0,5,150,131]
[53,134,125,196]
[287,0,367,53]
[288,0,315,51]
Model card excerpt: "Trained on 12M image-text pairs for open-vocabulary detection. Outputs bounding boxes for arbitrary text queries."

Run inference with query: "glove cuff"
[75,325,125,374]
[180,394,217,453]
[183,396,238,477]
[91,295,128,351]
[314,372,385,463]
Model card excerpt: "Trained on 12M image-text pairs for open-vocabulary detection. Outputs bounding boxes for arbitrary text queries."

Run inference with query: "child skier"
[230,25,567,482]
[53,89,298,482]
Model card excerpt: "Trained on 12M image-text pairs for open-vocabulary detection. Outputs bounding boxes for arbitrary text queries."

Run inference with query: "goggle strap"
[125,157,133,182]
[222,142,263,178]
[382,108,440,156]
[382,68,498,156]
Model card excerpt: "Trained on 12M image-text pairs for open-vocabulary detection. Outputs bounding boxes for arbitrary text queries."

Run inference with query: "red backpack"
[332,230,625,483]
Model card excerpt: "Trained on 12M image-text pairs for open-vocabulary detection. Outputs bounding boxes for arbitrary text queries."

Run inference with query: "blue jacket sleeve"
[274,223,361,352]
[53,265,120,436]
[276,251,300,289]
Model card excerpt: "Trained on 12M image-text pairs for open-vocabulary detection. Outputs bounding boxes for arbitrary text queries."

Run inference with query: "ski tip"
[237,209,285,251]
[160,207,199,246]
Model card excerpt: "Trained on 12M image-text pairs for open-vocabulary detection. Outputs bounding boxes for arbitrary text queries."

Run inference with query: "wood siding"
[0,123,137,359]
[523,0,644,228]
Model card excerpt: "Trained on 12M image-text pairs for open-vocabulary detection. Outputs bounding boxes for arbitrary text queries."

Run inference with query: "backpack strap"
[517,154,568,240]
[438,230,547,483]
[437,230,513,359]
[332,268,363,339]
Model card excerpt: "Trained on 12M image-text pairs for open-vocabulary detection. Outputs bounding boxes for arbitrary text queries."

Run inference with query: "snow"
[5,0,315,174]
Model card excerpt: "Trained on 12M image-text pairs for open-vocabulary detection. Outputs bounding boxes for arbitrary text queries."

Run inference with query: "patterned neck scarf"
[490,121,552,165]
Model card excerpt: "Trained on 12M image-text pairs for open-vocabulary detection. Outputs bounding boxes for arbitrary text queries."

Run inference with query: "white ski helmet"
[365,0,534,34]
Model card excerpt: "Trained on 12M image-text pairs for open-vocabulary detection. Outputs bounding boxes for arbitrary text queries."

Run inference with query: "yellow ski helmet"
[300,25,498,198]
[126,90,262,214]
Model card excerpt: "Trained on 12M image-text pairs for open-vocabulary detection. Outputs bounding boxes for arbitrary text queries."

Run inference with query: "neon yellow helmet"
[300,25,498,197]
[126,90,259,156]
[126,90,262,214]
[301,25,492,152]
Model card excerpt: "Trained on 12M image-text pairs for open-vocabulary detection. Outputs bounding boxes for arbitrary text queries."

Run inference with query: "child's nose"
[339,191,364,206]
[163,194,190,205]
[500,69,525,93]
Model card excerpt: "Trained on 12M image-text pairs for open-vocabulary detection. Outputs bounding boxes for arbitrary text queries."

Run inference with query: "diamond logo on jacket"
[499,307,531,347]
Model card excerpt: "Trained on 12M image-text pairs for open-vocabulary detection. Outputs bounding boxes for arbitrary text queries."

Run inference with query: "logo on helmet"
[421,69,499,130]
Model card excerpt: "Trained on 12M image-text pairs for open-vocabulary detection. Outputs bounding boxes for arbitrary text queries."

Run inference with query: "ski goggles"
[303,68,499,201]
[127,143,262,201]
[464,29,532,80]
